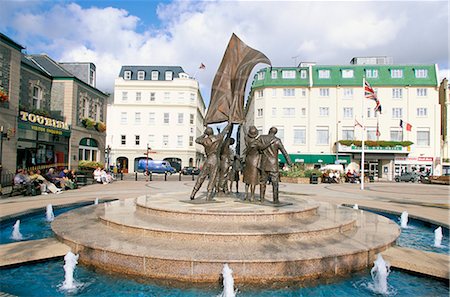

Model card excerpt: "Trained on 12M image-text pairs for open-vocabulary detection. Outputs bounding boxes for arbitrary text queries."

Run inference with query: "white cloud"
[2,0,448,103]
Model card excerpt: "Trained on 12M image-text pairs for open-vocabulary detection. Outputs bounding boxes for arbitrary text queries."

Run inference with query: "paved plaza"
[0,176,449,283]
[1,176,448,227]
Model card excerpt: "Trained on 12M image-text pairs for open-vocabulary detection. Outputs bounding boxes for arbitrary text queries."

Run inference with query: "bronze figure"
[190,123,232,200]
[217,137,235,194]
[228,155,241,194]
[257,127,292,203]
[242,126,260,201]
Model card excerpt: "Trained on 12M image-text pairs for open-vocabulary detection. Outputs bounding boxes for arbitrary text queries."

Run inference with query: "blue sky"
[1,0,449,104]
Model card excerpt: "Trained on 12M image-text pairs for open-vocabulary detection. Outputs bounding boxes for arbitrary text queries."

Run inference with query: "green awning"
[278,154,351,164]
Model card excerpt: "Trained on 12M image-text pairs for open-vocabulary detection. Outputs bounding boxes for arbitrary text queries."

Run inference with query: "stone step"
[0,238,71,268]
[98,200,357,241]
[381,246,450,280]
[134,193,320,223]
[52,199,400,283]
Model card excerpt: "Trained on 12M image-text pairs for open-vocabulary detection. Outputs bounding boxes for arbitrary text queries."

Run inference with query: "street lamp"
[335,121,341,164]
[145,144,151,181]
[105,145,111,170]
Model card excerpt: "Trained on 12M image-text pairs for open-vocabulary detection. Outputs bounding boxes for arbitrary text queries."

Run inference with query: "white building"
[243,57,441,180]
[107,66,206,173]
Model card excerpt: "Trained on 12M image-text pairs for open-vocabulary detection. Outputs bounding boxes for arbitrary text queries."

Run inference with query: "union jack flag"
[364,80,377,100]
[365,80,382,114]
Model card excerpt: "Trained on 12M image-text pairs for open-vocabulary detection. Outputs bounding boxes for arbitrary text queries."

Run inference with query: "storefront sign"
[338,143,409,153]
[18,111,71,137]
[395,157,433,164]
[19,111,69,130]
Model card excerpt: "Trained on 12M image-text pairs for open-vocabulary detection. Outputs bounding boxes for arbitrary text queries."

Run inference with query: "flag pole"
[361,76,366,190]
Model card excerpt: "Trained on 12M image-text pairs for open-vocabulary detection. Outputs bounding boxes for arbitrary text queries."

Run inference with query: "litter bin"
[310,174,318,184]
[368,175,375,183]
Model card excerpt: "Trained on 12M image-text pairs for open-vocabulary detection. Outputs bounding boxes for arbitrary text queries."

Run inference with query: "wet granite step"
[52,197,400,283]
[98,199,357,241]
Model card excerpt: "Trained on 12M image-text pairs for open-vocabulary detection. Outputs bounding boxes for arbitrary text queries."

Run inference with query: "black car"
[181,166,200,175]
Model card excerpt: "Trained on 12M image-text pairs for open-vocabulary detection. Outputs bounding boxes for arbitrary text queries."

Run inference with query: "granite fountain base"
[52,192,400,284]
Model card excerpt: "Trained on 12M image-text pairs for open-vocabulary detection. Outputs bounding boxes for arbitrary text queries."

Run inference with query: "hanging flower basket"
[95,121,106,132]
[0,86,9,102]
[81,117,96,129]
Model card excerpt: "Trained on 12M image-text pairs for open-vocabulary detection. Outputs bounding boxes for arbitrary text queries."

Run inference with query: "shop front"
[394,157,434,176]
[16,110,70,171]
[337,143,411,181]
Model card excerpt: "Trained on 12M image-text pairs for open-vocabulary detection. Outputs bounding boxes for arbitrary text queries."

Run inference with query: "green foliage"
[78,160,104,170]
[81,118,96,129]
[338,140,413,147]
[281,164,321,178]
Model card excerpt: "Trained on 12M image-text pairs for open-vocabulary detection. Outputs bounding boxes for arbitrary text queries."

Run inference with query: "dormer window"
[137,71,145,80]
[151,71,159,80]
[124,71,132,80]
[341,69,354,78]
[318,70,330,79]
[165,71,173,80]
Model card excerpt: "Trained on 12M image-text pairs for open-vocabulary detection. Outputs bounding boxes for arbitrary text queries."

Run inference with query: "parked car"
[163,158,182,173]
[394,172,420,182]
[181,166,200,175]
[137,160,176,174]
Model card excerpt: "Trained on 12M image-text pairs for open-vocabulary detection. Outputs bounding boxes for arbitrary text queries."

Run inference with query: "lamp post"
[105,145,111,170]
[335,121,341,164]
[145,144,151,182]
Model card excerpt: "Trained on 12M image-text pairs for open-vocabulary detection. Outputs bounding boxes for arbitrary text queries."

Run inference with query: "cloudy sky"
[1,0,448,104]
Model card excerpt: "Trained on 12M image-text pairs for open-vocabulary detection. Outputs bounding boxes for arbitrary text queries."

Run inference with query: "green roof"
[252,64,437,89]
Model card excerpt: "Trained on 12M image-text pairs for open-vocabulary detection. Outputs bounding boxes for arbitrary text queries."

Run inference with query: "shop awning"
[278,154,351,165]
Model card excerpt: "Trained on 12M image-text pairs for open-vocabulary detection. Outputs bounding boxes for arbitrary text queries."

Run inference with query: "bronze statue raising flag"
[204,33,271,125]
[190,33,271,201]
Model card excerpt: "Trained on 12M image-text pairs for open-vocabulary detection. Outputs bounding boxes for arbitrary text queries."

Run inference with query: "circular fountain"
[52,193,400,284]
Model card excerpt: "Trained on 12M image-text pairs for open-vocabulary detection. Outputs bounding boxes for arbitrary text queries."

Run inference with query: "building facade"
[243,57,441,180]
[107,66,206,173]
[0,33,108,174]
[0,33,23,173]
[439,78,449,175]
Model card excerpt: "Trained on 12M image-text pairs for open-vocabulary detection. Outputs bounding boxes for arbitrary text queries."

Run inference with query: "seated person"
[93,167,108,184]
[45,168,63,188]
[14,169,35,195]
[59,168,76,189]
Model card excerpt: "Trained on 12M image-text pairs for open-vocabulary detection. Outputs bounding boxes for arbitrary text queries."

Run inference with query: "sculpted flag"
[204,33,271,125]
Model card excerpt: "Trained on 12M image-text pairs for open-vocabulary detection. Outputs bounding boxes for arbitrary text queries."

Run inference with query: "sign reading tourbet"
[18,110,71,137]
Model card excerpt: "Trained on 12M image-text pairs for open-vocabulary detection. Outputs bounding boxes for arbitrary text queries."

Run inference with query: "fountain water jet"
[94,197,99,205]
[434,227,443,247]
[46,204,54,222]
[368,253,391,295]
[353,204,358,210]
[219,264,235,297]
[11,220,23,240]
[400,211,408,228]
[60,251,80,291]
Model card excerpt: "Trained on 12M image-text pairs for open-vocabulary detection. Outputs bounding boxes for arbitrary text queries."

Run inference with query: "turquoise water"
[0,202,106,244]
[0,204,448,296]
[0,259,448,296]
[366,210,449,255]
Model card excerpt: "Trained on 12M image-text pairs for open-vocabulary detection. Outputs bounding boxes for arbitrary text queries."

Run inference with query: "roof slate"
[119,66,185,80]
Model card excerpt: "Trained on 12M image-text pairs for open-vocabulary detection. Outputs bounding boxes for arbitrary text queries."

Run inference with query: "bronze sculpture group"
[189,34,292,204]
[190,124,292,204]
